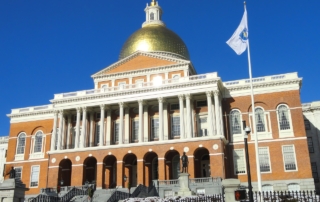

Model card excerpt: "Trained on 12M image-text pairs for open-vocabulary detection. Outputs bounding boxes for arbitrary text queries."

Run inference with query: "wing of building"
[4,0,315,200]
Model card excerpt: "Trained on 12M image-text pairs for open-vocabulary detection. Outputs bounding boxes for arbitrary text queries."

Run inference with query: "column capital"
[53,110,59,116]
[82,106,87,112]
[206,91,212,97]
[119,102,127,108]
[158,97,166,103]
[213,90,220,96]
[100,104,105,110]
[58,109,64,114]
[138,99,145,105]
[185,93,192,99]
[178,94,184,100]
[76,107,82,113]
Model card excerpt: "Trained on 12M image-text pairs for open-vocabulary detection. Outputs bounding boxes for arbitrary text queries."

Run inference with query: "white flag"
[226,8,248,55]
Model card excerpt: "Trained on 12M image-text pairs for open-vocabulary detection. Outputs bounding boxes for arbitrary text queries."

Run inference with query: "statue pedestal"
[177,173,192,197]
[0,179,28,202]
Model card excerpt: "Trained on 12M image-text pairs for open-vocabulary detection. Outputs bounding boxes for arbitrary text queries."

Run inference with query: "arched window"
[150,12,155,20]
[255,108,266,132]
[230,110,242,135]
[262,184,273,192]
[16,133,26,154]
[34,131,43,153]
[277,104,291,130]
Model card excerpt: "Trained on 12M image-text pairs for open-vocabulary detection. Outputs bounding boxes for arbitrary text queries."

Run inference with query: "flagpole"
[244,1,262,192]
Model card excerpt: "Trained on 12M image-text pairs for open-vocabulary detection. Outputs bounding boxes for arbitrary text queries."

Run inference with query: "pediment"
[92,51,189,77]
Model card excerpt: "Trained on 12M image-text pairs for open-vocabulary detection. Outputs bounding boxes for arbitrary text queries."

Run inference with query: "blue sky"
[0,0,319,136]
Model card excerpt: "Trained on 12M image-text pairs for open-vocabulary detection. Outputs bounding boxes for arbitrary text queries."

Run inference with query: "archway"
[123,154,137,187]
[194,148,210,178]
[103,155,117,188]
[164,150,180,179]
[143,152,158,186]
[58,159,72,186]
[83,157,97,185]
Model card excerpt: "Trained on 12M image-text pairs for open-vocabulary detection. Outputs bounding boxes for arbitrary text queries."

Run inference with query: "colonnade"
[50,91,223,151]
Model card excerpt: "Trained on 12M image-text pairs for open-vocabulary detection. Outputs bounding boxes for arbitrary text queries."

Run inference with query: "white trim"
[229,109,243,142]
[230,136,306,145]
[233,149,246,175]
[258,147,272,174]
[71,164,84,167]
[276,104,294,138]
[6,159,48,164]
[249,107,273,141]
[209,153,224,156]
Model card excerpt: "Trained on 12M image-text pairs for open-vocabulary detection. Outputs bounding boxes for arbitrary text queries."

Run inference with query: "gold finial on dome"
[150,0,156,6]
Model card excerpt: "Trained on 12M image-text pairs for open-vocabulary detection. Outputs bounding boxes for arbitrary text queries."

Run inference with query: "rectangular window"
[14,167,22,180]
[114,122,119,142]
[151,118,159,140]
[171,117,180,137]
[135,79,144,88]
[118,82,126,90]
[311,162,319,183]
[304,120,311,130]
[30,166,40,187]
[170,104,179,110]
[198,116,208,137]
[308,137,314,153]
[95,124,100,146]
[282,145,297,171]
[197,100,207,108]
[132,120,139,142]
[259,148,271,172]
[233,149,246,174]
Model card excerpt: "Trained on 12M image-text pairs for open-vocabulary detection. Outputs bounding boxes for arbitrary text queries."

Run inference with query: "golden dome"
[119,24,190,60]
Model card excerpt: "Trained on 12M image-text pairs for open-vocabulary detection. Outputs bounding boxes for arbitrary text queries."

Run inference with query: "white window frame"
[114,121,120,143]
[33,130,44,153]
[262,184,273,192]
[276,104,294,138]
[258,147,272,173]
[287,183,300,191]
[135,79,144,88]
[95,123,101,146]
[132,119,139,142]
[101,84,109,92]
[249,107,272,141]
[14,166,22,181]
[16,132,26,157]
[151,117,159,140]
[282,145,298,172]
[171,115,180,138]
[30,165,40,188]
[172,74,180,82]
[229,109,243,142]
[197,113,208,137]
[118,82,126,90]
[233,149,246,175]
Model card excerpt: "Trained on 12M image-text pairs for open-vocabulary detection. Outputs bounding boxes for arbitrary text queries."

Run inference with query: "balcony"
[53,73,219,100]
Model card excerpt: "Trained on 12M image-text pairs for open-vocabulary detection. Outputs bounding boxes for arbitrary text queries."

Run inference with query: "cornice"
[7,110,54,119]
[224,78,301,92]
[51,79,219,105]
[93,63,190,81]
[91,51,190,78]
[302,106,320,113]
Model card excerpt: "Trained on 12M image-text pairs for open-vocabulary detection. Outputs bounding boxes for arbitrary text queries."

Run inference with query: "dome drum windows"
[276,104,294,138]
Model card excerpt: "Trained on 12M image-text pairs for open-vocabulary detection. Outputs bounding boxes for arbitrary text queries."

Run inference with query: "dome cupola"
[119,1,190,60]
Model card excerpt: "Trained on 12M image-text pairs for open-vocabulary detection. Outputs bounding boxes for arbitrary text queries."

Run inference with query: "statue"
[181,152,188,173]
[7,167,16,179]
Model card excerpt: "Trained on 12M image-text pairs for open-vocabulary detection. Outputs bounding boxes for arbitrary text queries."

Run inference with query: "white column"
[89,111,94,147]
[129,77,133,85]
[163,101,168,140]
[165,72,169,80]
[106,109,111,145]
[119,102,124,145]
[211,96,217,135]
[124,107,129,144]
[147,75,151,82]
[143,104,149,142]
[206,91,214,136]
[185,94,192,139]
[178,95,185,139]
[138,100,144,143]
[57,110,64,151]
[99,105,105,147]
[80,107,87,148]
[219,95,224,136]
[75,107,81,149]
[158,97,164,141]
[66,114,71,149]
[50,111,58,151]
[61,114,66,149]
[214,91,221,136]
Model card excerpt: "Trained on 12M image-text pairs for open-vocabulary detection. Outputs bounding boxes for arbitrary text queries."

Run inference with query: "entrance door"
[201,160,210,177]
